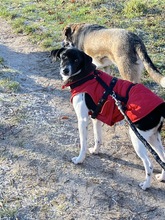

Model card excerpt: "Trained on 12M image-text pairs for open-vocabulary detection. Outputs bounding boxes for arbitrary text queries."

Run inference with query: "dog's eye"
[74,59,78,63]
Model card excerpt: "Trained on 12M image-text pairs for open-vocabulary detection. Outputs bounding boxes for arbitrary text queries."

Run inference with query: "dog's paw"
[71,157,84,164]
[139,181,150,190]
[88,147,99,154]
[155,173,165,182]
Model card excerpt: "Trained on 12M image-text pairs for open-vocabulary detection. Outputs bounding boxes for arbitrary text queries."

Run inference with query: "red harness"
[63,71,164,126]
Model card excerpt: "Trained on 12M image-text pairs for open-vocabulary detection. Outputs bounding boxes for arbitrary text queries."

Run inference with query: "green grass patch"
[123,0,148,18]
[0,78,20,93]
[0,57,4,64]
[0,0,164,79]
[0,208,17,219]
[0,0,164,50]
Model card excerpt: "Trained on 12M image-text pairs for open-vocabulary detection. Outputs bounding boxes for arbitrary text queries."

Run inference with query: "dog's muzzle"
[62,67,70,76]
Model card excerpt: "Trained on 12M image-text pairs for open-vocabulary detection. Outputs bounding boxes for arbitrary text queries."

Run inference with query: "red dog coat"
[63,71,164,126]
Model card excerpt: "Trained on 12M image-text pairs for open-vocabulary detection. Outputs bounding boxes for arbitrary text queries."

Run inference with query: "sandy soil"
[0,18,165,220]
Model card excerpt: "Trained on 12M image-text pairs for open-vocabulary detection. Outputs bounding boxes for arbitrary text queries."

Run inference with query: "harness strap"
[91,73,117,119]
[91,70,135,119]
[69,70,135,119]
[70,74,95,89]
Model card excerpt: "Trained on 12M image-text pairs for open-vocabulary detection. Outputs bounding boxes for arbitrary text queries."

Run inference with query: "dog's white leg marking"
[148,128,165,182]
[88,119,102,154]
[156,169,165,182]
[72,93,89,164]
[129,127,153,190]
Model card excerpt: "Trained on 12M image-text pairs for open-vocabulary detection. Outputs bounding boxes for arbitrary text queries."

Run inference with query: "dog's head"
[51,47,96,82]
[62,23,85,47]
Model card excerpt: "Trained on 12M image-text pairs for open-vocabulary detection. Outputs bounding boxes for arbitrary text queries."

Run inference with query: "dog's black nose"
[63,68,70,75]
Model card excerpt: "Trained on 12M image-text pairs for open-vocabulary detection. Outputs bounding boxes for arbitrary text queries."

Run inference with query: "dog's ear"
[80,50,96,72]
[51,48,66,61]
[83,52,93,66]
[64,26,72,37]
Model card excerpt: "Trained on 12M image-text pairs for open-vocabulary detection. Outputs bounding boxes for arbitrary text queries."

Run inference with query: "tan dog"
[62,23,165,87]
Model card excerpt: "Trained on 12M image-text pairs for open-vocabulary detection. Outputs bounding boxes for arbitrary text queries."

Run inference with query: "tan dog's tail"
[136,45,165,88]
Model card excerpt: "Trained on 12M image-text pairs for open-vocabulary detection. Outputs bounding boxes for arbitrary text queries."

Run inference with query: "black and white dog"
[51,47,165,190]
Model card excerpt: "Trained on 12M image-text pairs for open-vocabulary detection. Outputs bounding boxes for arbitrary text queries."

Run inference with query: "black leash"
[111,91,165,170]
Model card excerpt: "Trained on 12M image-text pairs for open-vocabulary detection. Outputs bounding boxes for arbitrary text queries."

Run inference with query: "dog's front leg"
[89,119,102,154]
[72,93,89,164]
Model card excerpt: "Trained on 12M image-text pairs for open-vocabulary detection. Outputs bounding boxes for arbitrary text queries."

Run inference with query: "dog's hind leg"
[116,58,143,83]
[129,127,153,190]
[88,119,102,154]
[148,129,165,182]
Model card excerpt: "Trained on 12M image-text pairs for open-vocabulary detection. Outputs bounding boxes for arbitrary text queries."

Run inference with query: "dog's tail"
[135,44,165,88]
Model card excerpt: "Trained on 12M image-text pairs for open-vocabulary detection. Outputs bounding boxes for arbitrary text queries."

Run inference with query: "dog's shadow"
[98,152,161,173]
[98,152,143,170]
[74,150,161,180]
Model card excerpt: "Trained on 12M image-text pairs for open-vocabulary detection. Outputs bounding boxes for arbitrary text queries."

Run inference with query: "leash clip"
[111,91,123,112]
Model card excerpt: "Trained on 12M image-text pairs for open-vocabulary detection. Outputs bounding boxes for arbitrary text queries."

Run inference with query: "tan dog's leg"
[116,58,143,83]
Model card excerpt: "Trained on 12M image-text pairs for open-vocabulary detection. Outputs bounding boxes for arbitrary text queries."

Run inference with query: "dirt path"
[0,18,165,220]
